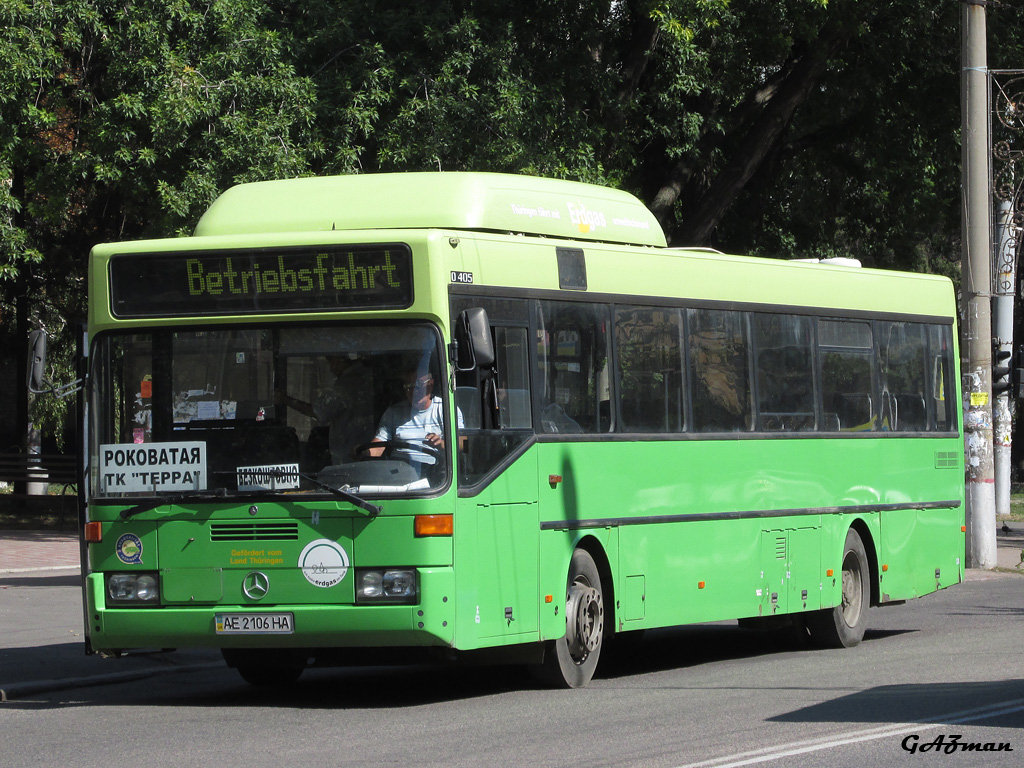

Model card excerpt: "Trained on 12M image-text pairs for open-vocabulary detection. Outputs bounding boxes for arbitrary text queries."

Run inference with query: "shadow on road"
[1,621,920,711]
[768,678,1024,730]
[0,573,82,589]
[597,621,915,680]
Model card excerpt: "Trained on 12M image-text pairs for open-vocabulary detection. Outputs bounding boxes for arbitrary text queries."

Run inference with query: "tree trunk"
[654,34,846,246]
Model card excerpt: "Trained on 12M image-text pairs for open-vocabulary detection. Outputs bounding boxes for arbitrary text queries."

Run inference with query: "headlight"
[107,572,160,605]
[355,568,418,604]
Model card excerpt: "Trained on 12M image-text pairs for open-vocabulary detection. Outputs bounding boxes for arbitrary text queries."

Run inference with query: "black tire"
[806,528,870,648]
[533,548,605,688]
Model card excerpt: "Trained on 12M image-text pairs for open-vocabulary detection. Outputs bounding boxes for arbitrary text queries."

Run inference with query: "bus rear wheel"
[806,528,869,648]
[534,548,605,688]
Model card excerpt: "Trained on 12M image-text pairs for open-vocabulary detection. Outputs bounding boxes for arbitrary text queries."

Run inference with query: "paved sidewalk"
[0,530,220,701]
[0,530,81,573]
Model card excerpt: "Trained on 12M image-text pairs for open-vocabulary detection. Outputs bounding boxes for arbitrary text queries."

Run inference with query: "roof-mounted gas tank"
[193,171,667,247]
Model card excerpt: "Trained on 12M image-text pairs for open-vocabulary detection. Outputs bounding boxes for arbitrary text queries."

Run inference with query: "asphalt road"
[1,569,1021,768]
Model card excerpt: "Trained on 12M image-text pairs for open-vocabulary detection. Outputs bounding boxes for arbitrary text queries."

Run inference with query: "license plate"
[215,613,294,634]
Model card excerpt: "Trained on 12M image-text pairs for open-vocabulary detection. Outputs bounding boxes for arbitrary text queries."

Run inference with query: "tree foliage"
[3,0,1021,442]
[1,0,317,438]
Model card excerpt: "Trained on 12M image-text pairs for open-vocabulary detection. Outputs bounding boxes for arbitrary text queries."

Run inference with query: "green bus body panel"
[193,172,667,247]
[453,449,543,649]
[83,172,964,660]
[450,232,956,319]
[532,436,963,631]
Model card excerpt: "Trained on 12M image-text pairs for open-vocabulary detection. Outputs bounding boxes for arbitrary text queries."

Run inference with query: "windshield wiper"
[117,472,382,520]
[118,489,229,520]
[283,469,382,517]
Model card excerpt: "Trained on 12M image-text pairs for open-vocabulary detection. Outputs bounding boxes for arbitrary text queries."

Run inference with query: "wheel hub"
[565,582,604,659]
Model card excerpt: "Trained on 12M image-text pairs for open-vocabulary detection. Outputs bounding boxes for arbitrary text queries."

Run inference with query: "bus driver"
[369,369,463,471]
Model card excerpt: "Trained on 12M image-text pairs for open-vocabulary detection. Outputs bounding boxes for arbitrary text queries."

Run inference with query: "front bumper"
[85,567,455,651]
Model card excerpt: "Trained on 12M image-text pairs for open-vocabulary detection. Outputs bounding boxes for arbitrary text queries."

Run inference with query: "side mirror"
[27,329,48,393]
[454,308,495,371]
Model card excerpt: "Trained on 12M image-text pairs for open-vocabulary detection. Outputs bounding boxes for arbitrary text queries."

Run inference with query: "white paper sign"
[236,463,300,491]
[98,441,207,494]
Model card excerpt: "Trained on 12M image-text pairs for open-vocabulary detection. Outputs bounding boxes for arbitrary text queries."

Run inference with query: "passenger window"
[450,297,533,489]
[753,314,816,431]
[879,321,928,432]
[495,327,532,429]
[615,306,685,432]
[929,324,956,432]
[819,320,875,432]
[688,308,752,432]
[537,301,612,433]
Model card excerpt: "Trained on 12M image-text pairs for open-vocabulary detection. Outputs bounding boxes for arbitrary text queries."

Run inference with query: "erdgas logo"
[566,201,607,234]
[298,539,350,588]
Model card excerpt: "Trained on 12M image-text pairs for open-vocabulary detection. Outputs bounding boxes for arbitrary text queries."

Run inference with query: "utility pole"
[992,200,1016,517]
[961,0,998,569]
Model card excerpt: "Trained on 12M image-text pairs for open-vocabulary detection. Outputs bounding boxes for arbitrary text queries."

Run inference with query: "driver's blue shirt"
[374,397,462,466]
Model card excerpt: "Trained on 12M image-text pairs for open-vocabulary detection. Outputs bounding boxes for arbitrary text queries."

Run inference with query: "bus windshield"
[89,323,449,499]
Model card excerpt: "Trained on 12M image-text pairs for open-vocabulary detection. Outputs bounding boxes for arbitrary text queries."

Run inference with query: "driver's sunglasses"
[404,378,433,393]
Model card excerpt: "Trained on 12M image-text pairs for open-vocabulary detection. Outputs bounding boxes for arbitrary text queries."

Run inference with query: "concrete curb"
[0,566,80,575]
[0,661,223,702]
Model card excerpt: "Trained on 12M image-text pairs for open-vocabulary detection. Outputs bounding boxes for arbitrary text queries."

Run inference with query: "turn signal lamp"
[84,522,102,542]
[415,514,453,536]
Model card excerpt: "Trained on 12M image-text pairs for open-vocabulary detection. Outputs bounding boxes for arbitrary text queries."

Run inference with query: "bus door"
[452,299,539,642]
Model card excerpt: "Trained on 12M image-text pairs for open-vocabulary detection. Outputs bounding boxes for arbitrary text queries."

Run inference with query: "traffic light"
[992,346,1024,399]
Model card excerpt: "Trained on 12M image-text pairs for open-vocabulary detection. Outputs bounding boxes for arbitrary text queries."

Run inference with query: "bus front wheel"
[806,528,869,648]
[535,548,605,688]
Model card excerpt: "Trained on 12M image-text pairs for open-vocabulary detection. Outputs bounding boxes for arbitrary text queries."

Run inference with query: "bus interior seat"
[892,393,927,430]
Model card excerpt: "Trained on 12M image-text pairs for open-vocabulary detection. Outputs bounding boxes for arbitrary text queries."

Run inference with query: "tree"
[292,0,975,274]
[4,0,1022,448]
[0,0,319,445]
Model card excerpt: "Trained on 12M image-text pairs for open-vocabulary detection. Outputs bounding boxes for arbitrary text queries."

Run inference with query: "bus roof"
[193,172,668,248]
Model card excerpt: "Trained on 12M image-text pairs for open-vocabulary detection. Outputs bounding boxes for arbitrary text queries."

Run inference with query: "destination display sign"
[98,441,208,494]
[109,244,413,318]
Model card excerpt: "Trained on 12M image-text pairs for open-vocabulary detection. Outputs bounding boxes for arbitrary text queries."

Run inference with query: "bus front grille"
[210,522,299,541]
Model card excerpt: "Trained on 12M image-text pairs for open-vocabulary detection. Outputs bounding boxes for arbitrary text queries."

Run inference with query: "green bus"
[80,172,964,687]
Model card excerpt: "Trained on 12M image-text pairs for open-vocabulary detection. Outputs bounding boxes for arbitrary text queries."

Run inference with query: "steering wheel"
[354,439,441,461]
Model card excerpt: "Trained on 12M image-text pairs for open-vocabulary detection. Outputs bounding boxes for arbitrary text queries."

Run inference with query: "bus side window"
[537,301,611,434]
[752,313,816,431]
[879,321,928,432]
[688,308,752,432]
[450,297,534,489]
[615,306,685,433]
[495,327,532,429]
[819,319,875,432]
[928,324,955,431]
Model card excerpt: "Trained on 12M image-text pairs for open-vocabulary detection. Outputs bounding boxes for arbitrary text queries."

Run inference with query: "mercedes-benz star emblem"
[242,571,270,600]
